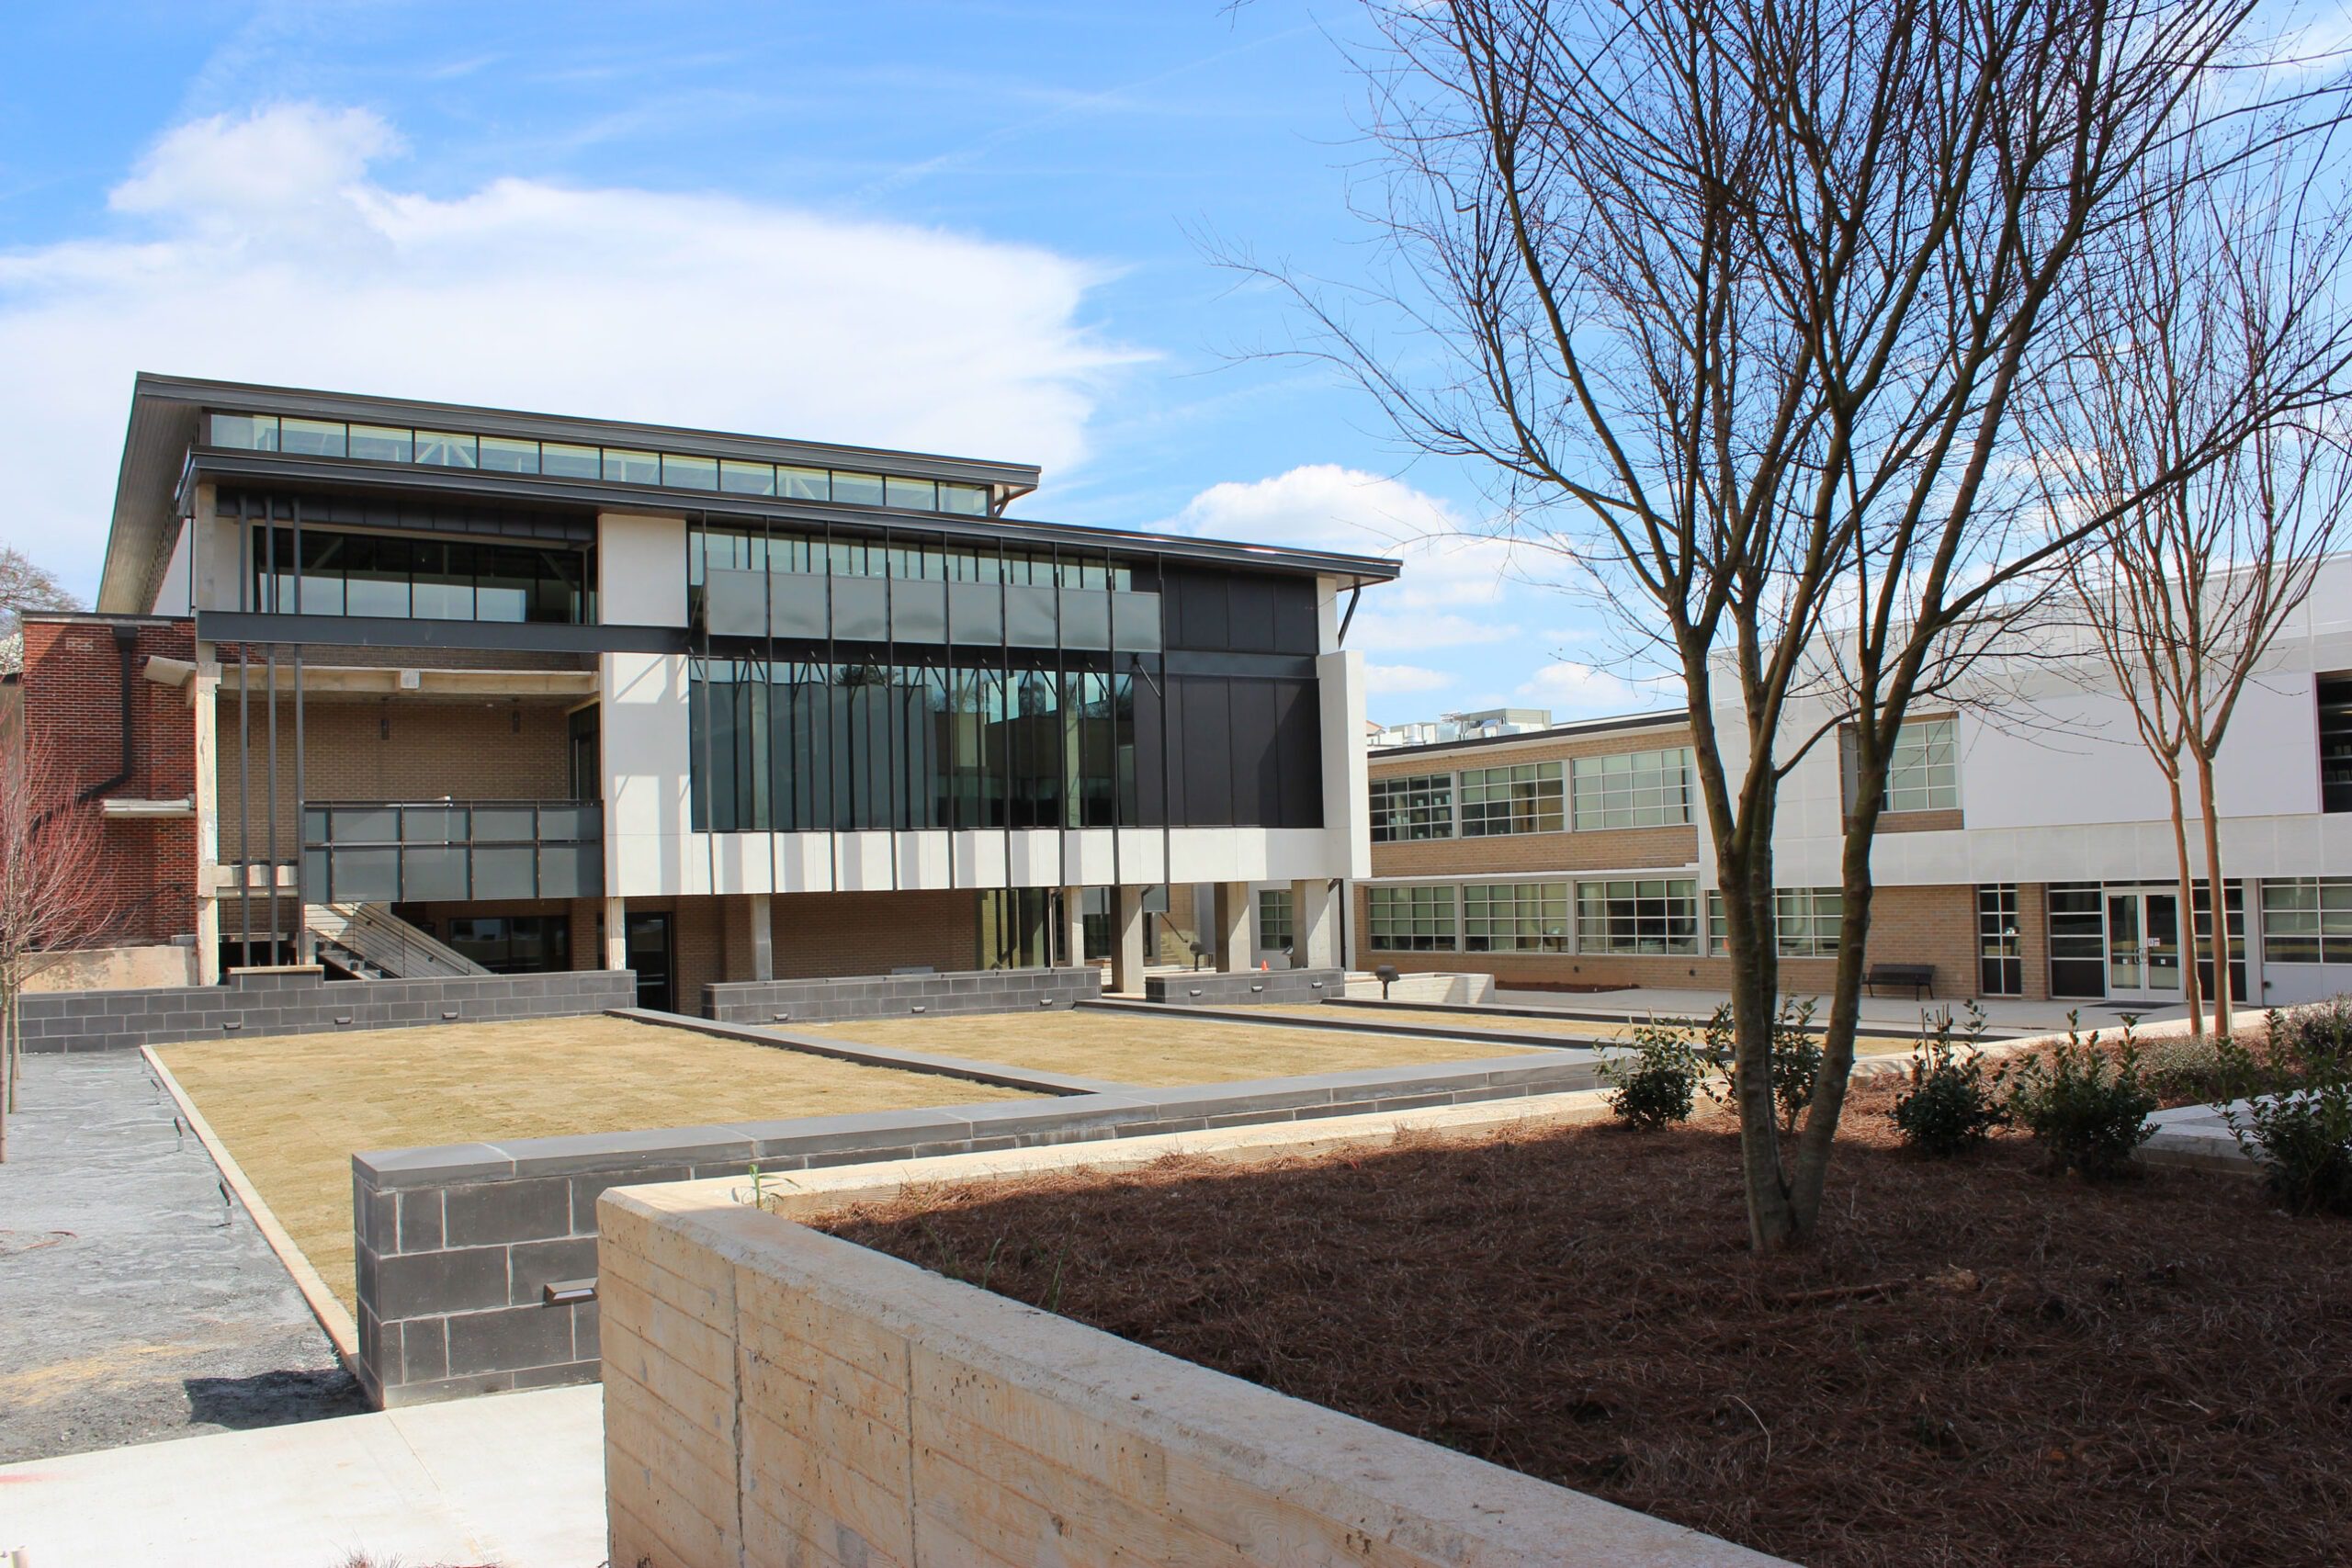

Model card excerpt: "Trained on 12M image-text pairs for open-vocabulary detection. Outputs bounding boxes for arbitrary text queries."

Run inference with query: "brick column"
[1111,886,1148,994]
[1214,882,1252,973]
[1292,878,1338,970]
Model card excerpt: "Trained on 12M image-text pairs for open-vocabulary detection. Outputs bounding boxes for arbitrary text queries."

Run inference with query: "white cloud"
[1157,464,1525,612]
[1515,659,1674,719]
[1365,663,1454,695]
[1,103,1141,597]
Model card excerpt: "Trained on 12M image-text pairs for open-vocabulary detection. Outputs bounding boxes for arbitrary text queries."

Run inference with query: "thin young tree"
[0,721,117,1160]
[2036,152,2352,1040]
[1261,0,2351,1246]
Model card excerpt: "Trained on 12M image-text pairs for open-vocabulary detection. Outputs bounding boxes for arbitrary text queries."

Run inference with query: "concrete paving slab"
[0,1383,606,1568]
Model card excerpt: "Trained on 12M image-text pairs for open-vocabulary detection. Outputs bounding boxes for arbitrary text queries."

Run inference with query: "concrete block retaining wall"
[597,1119,1784,1568]
[703,964,1101,1024]
[18,966,636,1053]
[1143,965,1344,1006]
[1344,970,1498,1005]
[348,1051,1603,1407]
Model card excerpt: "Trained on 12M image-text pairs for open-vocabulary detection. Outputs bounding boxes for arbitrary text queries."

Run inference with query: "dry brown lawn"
[158,1014,1033,1311]
[801,1010,1548,1086]
[1267,1003,1925,1055]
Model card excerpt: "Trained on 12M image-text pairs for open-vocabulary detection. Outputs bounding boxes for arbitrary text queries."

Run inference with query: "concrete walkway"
[0,1383,607,1568]
[0,1052,361,1465]
[1492,985,2190,1036]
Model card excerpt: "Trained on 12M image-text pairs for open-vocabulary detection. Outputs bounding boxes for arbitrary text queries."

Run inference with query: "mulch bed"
[820,1087,2352,1567]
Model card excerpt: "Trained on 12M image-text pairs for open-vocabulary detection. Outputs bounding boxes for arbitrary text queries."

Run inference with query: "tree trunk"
[2193,746,2235,1038]
[2165,768,2205,1039]
[1723,841,1798,1250]
[1786,798,1879,1237]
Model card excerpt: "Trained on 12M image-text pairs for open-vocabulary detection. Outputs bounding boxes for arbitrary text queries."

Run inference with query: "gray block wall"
[19,966,637,1053]
[1144,966,1345,1007]
[703,965,1102,1024]
[348,1050,1603,1407]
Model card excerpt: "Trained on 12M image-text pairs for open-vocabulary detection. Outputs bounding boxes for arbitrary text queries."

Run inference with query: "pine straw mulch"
[818,1088,2352,1568]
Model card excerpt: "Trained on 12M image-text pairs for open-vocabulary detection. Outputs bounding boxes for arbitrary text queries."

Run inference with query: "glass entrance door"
[2105,889,2182,1002]
[625,911,673,1011]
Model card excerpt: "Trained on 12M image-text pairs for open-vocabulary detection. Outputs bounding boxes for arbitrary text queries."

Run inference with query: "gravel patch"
[0,1053,362,1464]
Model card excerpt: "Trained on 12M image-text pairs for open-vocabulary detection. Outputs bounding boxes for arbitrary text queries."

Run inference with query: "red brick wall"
[17,616,198,943]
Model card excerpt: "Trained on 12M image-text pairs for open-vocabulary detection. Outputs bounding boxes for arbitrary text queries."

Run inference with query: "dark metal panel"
[1227,575,1278,654]
[1005,584,1058,648]
[1273,577,1319,655]
[1162,649,1318,681]
[704,569,768,637]
[1134,666,1168,826]
[1228,680,1281,827]
[196,610,687,654]
[1179,678,1233,826]
[1273,678,1325,829]
[472,845,537,899]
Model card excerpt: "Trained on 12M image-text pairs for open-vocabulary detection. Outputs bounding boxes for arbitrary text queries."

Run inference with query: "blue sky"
[0,1,1668,722]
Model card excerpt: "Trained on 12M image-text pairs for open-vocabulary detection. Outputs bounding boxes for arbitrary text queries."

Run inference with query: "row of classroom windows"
[1368,876,2346,992]
[1369,720,1962,842]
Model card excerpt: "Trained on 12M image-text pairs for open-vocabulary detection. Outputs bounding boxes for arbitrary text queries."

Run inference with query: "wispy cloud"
[0,102,1146,597]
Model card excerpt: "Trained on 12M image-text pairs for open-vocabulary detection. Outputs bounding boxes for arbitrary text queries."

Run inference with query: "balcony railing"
[302,799,602,904]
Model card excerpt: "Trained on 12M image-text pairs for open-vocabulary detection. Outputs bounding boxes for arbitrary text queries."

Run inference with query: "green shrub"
[1700,998,1824,1136]
[1891,1002,2007,1156]
[2216,1001,2352,1215]
[2006,1017,2157,1179]
[1602,1019,1700,1130]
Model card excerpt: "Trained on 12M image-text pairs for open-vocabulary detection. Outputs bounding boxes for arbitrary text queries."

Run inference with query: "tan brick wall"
[766,890,978,979]
[1877,807,1966,835]
[1373,824,1698,877]
[215,698,572,859]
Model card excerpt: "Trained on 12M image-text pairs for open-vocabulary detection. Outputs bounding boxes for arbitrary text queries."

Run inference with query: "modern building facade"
[1356,565,2352,1008]
[44,375,1394,1008]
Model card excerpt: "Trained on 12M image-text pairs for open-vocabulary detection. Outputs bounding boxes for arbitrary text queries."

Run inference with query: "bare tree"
[0,544,81,640]
[0,721,117,1160]
[1258,0,2350,1247]
[2036,149,2352,1040]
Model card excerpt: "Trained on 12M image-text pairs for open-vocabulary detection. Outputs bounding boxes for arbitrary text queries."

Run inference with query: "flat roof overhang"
[98,373,1404,611]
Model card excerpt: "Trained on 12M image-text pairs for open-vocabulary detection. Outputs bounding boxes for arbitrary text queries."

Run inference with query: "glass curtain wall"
[690,656,1136,834]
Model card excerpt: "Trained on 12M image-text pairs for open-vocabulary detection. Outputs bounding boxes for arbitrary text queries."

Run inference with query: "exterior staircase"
[306,901,492,981]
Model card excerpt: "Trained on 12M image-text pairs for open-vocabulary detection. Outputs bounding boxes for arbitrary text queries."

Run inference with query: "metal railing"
[308,901,491,979]
[302,798,603,904]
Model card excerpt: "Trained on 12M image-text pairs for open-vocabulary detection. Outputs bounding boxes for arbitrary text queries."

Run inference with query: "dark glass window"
[2047,884,2106,998]
[251,526,591,625]
[1978,884,2022,996]
[2321,675,2351,812]
[443,915,571,975]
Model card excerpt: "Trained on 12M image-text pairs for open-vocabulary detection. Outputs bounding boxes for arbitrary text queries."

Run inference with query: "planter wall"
[598,1123,1786,1568]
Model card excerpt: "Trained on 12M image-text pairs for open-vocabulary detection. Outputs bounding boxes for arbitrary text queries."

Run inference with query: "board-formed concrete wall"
[1143,965,1344,1006]
[596,1145,1786,1568]
[17,965,636,1053]
[348,1051,1604,1407]
[703,964,1101,1024]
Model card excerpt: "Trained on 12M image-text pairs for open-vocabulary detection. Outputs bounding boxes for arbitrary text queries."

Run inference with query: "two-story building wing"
[1355,562,2352,1009]
[75,375,1393,1004]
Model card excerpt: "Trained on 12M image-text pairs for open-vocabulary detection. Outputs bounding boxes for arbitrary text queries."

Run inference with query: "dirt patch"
[821,1090,2352,1567]
[800,1010,1545,1085]
[159,1013,1035,1312]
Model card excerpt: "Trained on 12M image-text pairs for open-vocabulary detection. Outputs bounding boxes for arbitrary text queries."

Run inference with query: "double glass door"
[2105,889,2182,1001]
